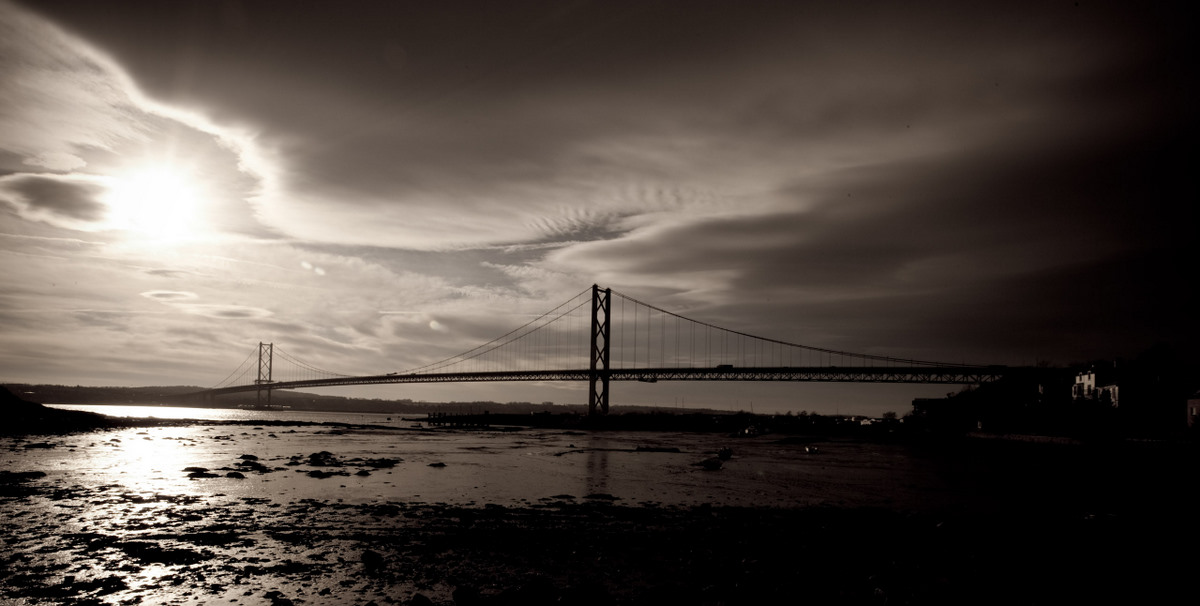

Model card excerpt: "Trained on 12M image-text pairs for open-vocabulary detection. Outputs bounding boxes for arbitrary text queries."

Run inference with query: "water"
[46,403,402,425]
[19,404,960,510]
[8,405,1190,605]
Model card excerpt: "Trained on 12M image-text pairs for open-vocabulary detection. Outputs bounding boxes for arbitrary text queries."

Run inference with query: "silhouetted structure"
[196,285,1042,416]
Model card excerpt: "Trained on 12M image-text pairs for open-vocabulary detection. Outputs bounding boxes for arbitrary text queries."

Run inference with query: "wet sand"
[2,422,1195,605]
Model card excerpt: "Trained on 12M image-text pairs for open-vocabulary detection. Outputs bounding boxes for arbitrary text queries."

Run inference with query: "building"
[1072,369,1096,400]
[1073,365,1119,407]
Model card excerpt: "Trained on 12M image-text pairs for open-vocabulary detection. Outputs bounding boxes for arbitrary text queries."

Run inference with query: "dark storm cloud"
[559,115,1192,294]
[19,1,1191,233]
[767,248,1198,365]
[552,95,1196,365]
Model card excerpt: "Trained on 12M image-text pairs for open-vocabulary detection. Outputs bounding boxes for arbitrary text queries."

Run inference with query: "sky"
[1,0,1195,416]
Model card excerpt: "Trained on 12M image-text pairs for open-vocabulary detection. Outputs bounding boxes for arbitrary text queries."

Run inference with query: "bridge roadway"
[198,365,1033,397]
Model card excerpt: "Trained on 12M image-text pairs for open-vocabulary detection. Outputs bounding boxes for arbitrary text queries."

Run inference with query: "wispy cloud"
[1,0,1194,412]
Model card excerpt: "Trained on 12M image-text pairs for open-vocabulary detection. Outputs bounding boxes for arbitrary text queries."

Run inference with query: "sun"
[104,163,204,241]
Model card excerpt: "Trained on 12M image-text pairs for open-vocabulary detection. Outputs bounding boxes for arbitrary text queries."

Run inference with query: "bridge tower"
[588,285,611,416]
[255,342,273,407]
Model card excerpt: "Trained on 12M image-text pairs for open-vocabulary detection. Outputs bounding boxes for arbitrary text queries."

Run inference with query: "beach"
[2,408,1195,605]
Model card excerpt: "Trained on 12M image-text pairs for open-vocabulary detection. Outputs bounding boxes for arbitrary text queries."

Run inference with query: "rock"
[362,549,385,574]
[226,472,246,479]
[116,541,209,565]
[0,470,47,484]
[364,457,400,468]
[307,470,345,479]
[372,504,402,517]
[409,593,435,606]
[239,454,259,461]
[237,459,272,473]
[307,451,340,466]
[264,590,294,606]
[427,462,447,468]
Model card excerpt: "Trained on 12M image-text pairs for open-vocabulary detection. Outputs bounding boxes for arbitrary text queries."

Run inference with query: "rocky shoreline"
[1,472,1189,606]
[3,388,1195,604]
[4,440,1195,606]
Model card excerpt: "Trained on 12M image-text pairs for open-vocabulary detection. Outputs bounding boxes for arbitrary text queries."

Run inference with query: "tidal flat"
[2,419,1195,605]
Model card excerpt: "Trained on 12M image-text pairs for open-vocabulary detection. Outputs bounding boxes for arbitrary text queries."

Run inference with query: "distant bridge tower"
[589,285,611,416]
[256,342,273,407]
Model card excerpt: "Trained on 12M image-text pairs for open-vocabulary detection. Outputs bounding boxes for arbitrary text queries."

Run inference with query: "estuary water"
[5,405,1191,605]
[23,404,967,511]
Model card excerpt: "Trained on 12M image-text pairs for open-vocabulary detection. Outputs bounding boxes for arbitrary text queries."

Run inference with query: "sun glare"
[105,164,204,241]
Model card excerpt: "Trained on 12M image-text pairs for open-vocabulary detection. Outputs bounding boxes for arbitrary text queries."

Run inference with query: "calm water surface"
[19,404,978,511]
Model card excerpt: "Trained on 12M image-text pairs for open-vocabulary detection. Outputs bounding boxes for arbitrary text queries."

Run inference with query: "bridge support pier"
[256,342,273,408]
[588,285,611,416]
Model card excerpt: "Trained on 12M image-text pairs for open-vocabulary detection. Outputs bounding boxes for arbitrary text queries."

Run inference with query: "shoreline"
[4,420,1196,604]
[2,472,1191,605]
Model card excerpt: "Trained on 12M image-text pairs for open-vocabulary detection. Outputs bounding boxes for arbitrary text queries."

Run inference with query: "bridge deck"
[197,365,1032,397]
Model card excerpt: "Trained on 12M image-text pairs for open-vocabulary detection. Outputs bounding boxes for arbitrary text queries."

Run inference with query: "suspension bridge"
[199,285,1025,415]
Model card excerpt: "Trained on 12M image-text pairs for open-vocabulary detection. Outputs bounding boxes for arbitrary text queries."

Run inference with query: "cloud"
[300,261,326,276]
[0,1,149,159]
[24,151,87,171]
[0,232,105,255]
[1,0,1193,408]
[0,1,277,241]
[0,173,111,229]
[140,290,198,302]
[180,304,273,320]
[15,0,1182,257]
[541,89,1196,364]
[204,1,1171,258]
[139,283,276,321]
[138,286,272,321]
[144,268,198,279]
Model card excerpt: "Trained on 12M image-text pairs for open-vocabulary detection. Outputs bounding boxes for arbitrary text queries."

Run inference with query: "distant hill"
[2,384,903,437]
[2,383,722,417]
[1,385,122,435]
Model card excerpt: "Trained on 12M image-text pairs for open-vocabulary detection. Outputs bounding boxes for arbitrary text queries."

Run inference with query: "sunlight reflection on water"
[22,404,955,510]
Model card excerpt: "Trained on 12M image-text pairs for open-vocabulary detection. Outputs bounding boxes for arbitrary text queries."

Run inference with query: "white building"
[1073,366,1119,407]
[1072,369,1096,399]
